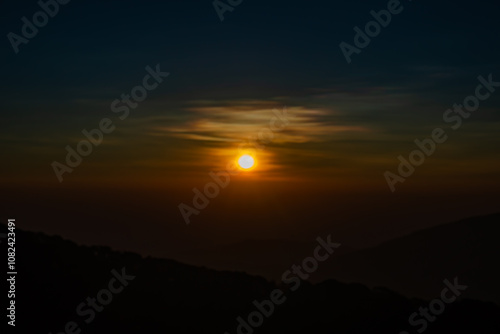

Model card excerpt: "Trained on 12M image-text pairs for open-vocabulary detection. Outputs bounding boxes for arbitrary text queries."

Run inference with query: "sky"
[1,0,499,255]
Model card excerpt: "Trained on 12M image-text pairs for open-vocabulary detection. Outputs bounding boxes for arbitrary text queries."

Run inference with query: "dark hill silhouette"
[4,223,499,334]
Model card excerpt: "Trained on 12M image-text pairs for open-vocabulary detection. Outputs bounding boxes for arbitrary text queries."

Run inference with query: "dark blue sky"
[1,0,500,187]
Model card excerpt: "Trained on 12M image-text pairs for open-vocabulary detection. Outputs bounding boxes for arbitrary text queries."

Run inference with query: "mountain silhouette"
[4,222,499,334]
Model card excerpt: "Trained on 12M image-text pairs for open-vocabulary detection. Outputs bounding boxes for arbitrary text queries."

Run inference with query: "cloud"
[150,101,372,146]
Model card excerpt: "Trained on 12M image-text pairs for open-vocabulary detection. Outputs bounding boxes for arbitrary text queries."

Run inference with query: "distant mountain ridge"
[314,212,500,303]
[172,213,500,304]
[174,238,358,281]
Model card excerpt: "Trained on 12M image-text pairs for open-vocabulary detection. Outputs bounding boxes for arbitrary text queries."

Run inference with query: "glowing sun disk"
[238,155,255,169]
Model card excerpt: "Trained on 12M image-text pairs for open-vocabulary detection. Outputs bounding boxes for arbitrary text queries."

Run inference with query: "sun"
[238,154,255,170]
